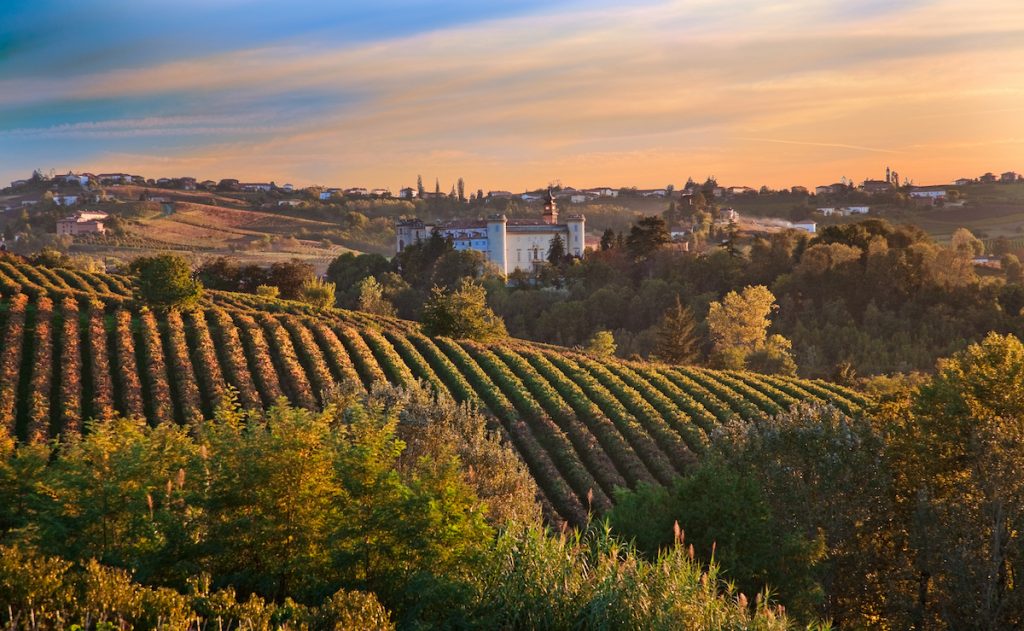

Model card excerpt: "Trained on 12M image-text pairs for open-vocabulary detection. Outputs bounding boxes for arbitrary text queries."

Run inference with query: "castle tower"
[566,214,585,257]
[542,188,558,225]
[486,214,508,275]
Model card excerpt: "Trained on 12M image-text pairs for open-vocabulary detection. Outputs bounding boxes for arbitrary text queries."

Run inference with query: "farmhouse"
[56,211,107,236]
[396,189,585,275]
[58,172,90,186]
[398,187,416,199]
[860,179,892,194]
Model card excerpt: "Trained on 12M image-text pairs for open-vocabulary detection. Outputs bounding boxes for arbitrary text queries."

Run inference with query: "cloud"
[1,0,1023,189]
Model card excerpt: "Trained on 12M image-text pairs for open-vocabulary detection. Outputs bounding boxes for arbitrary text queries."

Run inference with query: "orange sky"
[2,0,1023,191]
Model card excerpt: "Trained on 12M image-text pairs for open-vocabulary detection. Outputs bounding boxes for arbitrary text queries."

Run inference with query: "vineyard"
[0,257,869,525]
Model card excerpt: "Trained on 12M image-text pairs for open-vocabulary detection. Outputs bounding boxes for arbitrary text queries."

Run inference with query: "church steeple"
[542,187,558,224]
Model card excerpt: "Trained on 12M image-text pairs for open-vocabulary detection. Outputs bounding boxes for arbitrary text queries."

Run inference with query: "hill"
[0,256,868,525]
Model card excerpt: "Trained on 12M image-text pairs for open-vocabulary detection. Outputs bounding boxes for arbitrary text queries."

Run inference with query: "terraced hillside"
[0,257,869,525]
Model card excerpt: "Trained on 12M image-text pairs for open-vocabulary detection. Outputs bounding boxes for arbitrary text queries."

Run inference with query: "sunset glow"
[2,0,1022,189]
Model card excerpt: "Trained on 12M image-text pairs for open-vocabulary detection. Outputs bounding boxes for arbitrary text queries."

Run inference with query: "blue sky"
[1,0,1022,190]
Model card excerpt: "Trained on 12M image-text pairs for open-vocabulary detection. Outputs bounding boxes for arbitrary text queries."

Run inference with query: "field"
[66,198,360,273]
[0,256,868,525]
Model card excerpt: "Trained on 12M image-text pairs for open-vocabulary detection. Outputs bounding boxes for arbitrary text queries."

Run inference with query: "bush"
[421,278,507,342]
[129,254,202,309]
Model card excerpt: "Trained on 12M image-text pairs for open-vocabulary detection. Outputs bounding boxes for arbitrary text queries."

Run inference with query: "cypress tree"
[655,297,703,365]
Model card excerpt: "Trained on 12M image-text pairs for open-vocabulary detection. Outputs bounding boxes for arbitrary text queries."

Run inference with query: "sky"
[1,0,1023,192]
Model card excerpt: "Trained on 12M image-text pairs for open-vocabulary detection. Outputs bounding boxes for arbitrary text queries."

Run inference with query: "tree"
[421,278,507,342]
[297,277,336,309]
[599,228,616,251]
[655,297,703,364]
[129,254,202,310]
[706,285,778,369]
[357,276,396,317]
[626,215,670,260]
[584,330,616,359]
[267,260,316,300]
[417,175,425,198]
[885,333,1024,629]
[950,227,984,257]
[608,463,822,618]
[1003,253,1024,284]
[457,177,465,202]
[547,233,566,264]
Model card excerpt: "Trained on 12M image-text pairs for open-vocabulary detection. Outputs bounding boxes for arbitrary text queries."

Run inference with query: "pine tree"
[547,233,566,264]
[457,177,466,202]
[600,228,616,251]
[417,175,425,198]
[655,297,703,365]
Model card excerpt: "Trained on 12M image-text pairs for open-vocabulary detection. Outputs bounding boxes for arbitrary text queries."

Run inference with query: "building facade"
[396,190,585,275]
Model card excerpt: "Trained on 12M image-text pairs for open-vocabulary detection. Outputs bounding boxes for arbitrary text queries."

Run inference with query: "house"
[584,187,619,198]
[726,186,755,196]
[319,188,342,201]
[54,194,79,206]
[815,183,847,195]
[569,194,589,204]
[281,183,295,192]
[487,191,515,200]
[720,208,739,223]
[156,178,172,186]
[909,189,946,200]
[817,207,840,216]
[640,189,668,198]
[521,192,543,202]
[97,173,137,184]
[278,200,303,207]
[398,187,417,199]
[954,178,974,186]
[791,186,809,195]
[712,187,725,198]
[370,188,391,197]
[179,177,197,190]
[1001,172,1020,183]
[860,179,892,194]
[345,187,369,196]
[240,183,272,192]
[846,206,870,214]
[56,211,107,236]
[396,190,585,275]
[980,172,997,184]
[58,172,90,186]
[792,220,817,234]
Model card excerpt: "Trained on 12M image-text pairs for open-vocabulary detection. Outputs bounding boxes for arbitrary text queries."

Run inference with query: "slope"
[0,257,869,525]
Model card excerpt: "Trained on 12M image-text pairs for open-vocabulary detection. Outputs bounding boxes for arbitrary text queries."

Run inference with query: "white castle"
[395,189,585,275]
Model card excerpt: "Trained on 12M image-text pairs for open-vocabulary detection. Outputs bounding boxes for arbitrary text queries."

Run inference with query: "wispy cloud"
[1,0,1023,188]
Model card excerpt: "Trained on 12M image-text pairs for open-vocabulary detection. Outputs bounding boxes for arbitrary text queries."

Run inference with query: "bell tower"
[542,188,558,224]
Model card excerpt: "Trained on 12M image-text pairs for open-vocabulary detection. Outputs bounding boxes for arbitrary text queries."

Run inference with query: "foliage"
[421,278,508,341]
[584,329,617,359]
[129,254,203,310]
[707,285,795,373]
[297,276,336,309]
[255,283,280,299]
[357,276,396,316]
[655,296,704,364]
[608,463,823,618]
